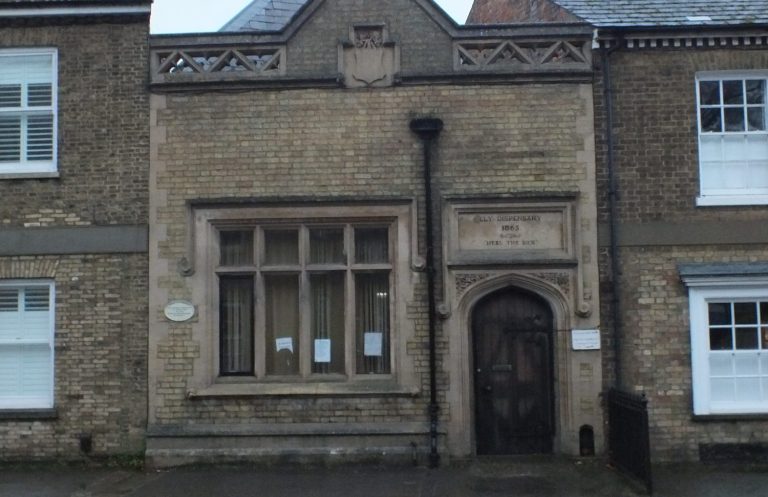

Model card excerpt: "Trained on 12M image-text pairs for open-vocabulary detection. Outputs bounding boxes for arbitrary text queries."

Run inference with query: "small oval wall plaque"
[164,300,195,322]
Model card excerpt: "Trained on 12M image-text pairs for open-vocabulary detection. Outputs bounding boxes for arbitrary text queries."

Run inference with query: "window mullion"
[20,82,28,162]
[20,113,28,162]
[299,225,310,378]
[252,227,262,378]
[255,270,266,378]
[345,224,355,377]
[743,80,748,131]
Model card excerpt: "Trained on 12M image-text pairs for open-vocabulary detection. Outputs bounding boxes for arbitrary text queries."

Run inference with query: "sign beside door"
[572,329,600,350]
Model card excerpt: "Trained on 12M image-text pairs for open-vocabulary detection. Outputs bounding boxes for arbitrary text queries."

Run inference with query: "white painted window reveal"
[689,283,768,414]
[0,281,55,409]
[0,48,57,175]
[696,71,768,205]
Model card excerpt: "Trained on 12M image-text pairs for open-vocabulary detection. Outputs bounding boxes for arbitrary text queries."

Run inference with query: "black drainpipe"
[410,117,443,468]
[602,35,624,389]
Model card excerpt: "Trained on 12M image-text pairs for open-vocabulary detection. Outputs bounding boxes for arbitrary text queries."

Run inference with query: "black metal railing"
[607,388,653,494]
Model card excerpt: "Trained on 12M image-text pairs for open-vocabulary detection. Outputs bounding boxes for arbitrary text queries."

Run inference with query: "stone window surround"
[695,70,768,206]
[682,265,768,415]
[184,202,421,398]
[0,47,58,178]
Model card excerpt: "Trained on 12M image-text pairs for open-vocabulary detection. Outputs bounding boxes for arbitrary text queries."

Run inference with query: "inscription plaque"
[164,300,195,322]
[457,211,565,251]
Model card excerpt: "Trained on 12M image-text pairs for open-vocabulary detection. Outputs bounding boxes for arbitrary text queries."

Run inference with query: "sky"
[150,0,474,34]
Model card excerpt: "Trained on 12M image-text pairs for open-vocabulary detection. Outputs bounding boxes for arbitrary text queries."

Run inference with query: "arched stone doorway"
[472,286,555,455]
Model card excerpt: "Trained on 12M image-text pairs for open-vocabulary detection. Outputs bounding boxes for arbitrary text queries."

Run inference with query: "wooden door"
[473,287,554,455]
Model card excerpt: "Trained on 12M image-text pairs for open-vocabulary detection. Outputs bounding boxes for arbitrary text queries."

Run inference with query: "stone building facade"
[0,0,150,460]
[146,0,604,465]
[9,0,763,467]
[470,0,768,462]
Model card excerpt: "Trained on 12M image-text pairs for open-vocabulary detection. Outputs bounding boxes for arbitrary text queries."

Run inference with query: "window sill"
[0,408,57,420]
[693,414,768,422]
[188,381,420,398]
[696,195,768,206]
[0,171,59,180]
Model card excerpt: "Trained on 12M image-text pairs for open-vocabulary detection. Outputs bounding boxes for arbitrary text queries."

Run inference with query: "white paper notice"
[314,339,331,363]
[275,337,294,353]
[364,332,383,357]
[571,329,601,351]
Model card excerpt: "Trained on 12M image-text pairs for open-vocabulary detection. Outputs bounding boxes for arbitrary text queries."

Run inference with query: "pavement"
[2,456,768,497]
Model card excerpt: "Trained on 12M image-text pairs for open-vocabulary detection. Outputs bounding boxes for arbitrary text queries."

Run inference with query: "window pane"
[748,108,765,131]
[746,135,768,159]
[0,344,52,405]
[763,327,768,349]
[309,228,345,264]
[711,378,735,402]
[700,108,721,132]
[708,302,731,325]
[27,83,52,107]
[746,80,765,104]
[26,114,53,161]
[310,272,345,374]
[19,344,52,396]
[701,161,723,190]
[355,272,390,374]
[355,227,389,263]
[24,287,49,311]
[735,377,761,403]
[734,302,757,324]
[762,378,768,401]
[265,274,299,375]
[699,81,720,105]
[723,80,744,105]
[750,162,768,188]
[736,328,759,349]
[0,115,21,162]
[264,229,298,265]
[724,108,745,132]
[723,161,748,189]
[723,135,747,160]
[220,230,253,266]
[219,276,254,375]
[709,354,732,376]
[762,303,768,324]
[709,328,732,350]
[0,84,21,107]
[734,353,759,374]
[0,288,18,312]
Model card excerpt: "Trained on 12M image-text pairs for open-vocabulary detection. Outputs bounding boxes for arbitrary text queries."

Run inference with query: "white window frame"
[687,277,768,415]
[0,280,55,409]
[0,48,58,176]
[696,71,768,206]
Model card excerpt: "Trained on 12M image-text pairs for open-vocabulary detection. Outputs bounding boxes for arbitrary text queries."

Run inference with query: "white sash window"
[0,282,55,409]
[687,282,768,414]
[0,49,57,174]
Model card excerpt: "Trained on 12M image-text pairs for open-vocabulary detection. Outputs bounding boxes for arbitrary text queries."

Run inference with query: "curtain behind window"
[219,276,254,375]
